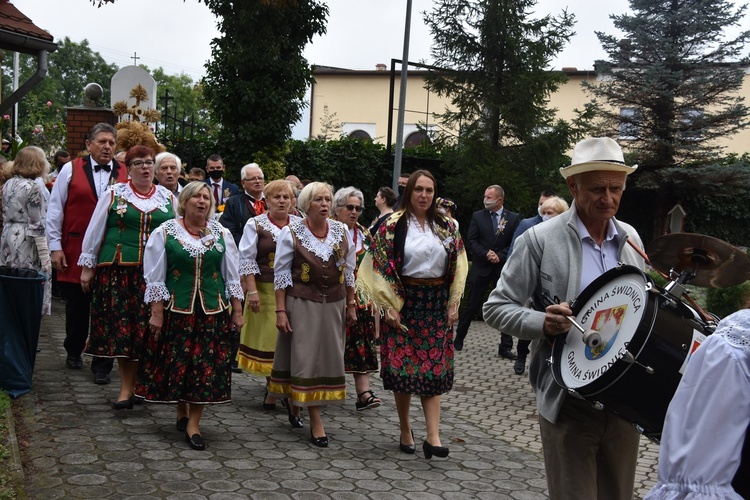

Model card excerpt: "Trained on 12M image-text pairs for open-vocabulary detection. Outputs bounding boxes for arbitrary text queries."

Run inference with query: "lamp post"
[392,0,412,191]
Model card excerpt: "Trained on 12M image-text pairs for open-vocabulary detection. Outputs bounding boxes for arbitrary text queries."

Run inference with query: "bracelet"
[275,309,286,313]
[346,304,356,308]
[347,300,357,305]
[247,291,258,295]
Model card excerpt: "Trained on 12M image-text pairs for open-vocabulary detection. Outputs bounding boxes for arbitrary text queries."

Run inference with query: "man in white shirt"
[47,123,123,384]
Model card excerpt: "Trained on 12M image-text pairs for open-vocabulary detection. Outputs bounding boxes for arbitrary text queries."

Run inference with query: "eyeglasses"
[345,204,363,212]
[129,160,155,168]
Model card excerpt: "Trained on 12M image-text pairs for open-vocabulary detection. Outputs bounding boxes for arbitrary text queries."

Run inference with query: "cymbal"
[646,233,750,288]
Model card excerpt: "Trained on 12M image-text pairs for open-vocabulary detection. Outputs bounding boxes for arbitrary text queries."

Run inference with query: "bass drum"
[551,265,713,439]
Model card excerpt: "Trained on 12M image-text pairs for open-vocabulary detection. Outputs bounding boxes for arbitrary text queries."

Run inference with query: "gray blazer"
[483,201,644,424]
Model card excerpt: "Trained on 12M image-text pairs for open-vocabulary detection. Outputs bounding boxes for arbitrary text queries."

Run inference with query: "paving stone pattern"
[21,299,659,499]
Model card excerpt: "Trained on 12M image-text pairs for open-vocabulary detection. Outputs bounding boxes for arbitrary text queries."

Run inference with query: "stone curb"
[5,404,24,481]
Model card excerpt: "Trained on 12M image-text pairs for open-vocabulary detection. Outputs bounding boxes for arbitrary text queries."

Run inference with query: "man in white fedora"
[483,137,645,499]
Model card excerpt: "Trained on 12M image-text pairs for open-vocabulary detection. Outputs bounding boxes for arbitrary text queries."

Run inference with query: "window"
[618,108,640,140]
[404,131,431,148]
[680,109,703,141]
[348,130,372,141]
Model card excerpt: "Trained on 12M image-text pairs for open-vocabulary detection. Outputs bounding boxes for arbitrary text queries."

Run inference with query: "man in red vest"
[47,123,126,384]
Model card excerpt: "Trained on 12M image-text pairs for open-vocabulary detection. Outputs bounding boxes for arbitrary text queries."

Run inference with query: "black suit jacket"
[219,193,265,247]
[465,207,521,277]
[205,178,240,204]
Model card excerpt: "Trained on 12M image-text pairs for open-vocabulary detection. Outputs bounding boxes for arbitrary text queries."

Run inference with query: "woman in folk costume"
[269,181,357,447]
[331,186,381,411]
[358,170,468,459]
[138,182,244,451]
[79,145,176,410]
[237,180,301,416]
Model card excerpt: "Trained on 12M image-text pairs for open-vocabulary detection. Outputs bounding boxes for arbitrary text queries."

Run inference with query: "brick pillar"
[65,107,116,158]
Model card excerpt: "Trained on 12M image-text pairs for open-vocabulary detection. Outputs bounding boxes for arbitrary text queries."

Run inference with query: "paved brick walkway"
[16,298,659,499]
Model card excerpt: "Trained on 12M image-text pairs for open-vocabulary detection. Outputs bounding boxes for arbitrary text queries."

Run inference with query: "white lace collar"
[163,219,225,258]
[290,217,346,261]
[256,213,300,242]
[716,309,750,350]
[113,182,173,213]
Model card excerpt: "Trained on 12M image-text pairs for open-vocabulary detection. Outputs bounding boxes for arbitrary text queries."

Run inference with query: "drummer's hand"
[543,302,573,336]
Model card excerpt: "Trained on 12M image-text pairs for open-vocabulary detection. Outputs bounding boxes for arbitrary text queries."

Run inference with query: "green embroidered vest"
[164,228,228,314]
[98,196,174,266]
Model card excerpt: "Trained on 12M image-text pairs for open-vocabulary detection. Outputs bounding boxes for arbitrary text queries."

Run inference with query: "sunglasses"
[345,204,363,212]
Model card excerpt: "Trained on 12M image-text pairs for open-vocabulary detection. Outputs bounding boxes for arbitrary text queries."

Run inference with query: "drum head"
[554,266,650,391]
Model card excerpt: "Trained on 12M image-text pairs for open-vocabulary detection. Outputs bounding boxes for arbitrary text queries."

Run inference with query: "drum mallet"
[539,292,603,348]
[565,316,603,349]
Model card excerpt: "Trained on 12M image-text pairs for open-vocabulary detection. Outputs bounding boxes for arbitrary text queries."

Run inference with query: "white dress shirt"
[46,158,115,252]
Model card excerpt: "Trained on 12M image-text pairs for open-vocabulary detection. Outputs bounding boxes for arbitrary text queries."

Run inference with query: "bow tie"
[94,163,111,173]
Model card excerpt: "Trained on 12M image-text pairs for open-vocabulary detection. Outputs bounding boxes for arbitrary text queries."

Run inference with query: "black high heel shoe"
[422,440,449,459]
[282,398,303,428]
[399,430,416,454]
[113,398,134,410]
[310,430,328,448]
[176,416,189,432]
[262,389,276,411]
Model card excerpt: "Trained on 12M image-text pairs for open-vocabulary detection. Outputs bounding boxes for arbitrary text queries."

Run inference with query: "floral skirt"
[380,282,454,397]
[135,307,232,404]
[84,264,148,360]
[237,281,276,377]
[344,303,379,374]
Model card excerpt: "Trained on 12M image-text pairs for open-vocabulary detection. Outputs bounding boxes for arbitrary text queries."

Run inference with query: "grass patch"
[0,391,23,500]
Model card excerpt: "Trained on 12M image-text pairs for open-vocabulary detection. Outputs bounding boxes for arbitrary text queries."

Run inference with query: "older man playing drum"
[483,137,644,500]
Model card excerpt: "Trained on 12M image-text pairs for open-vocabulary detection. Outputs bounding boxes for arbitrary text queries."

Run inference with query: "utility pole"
[392,0,412,191]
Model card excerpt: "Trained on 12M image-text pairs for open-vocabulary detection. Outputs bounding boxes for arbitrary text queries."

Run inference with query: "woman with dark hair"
[359,170,468,459]
[0,146,51,314]
[369,186,397,236]
[79,145,176,409]
[139,181,244,450]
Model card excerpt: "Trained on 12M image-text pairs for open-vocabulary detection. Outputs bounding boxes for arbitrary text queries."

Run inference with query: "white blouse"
[143,219,243,304]
[238,213,301,276]
[273,218,356,291]
[78,183,177,268]
[645,309,750,500]
[401,214,448,278]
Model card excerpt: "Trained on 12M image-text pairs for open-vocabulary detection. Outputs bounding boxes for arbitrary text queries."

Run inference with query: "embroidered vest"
[255,221,277,283]
[286,227,349,304]
[164,225,228,314]
[59,156,124,282]
[97,193,174,266]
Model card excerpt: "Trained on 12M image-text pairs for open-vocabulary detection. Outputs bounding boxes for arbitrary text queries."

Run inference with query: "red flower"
[432,363,443,376]
[428,347,440,360]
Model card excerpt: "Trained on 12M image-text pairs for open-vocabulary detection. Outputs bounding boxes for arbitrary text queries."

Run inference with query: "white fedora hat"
[559,137,638,179]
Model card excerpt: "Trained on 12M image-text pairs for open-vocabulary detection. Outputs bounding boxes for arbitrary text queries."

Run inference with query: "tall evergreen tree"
[425,0,577,148]
[201,0,328,172]
[586,0,750,239]
[423,0,589,217]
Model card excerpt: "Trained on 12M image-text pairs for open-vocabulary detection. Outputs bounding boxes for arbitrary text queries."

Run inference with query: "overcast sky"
[13,0,747,138]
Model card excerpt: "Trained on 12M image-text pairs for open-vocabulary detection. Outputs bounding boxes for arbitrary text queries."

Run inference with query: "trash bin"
[0,266,46,398]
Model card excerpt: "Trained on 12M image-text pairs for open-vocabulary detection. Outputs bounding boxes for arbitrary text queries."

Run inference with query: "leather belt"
[401,276,447,286]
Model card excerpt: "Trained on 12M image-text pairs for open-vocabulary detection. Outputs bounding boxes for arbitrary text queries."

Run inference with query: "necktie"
[254,199,266,215]
[213,183,220,204]
[491,211,498,231]
[94,163,111,173]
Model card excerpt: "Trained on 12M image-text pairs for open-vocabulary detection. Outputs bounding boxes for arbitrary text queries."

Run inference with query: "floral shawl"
[357,210,468,314]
